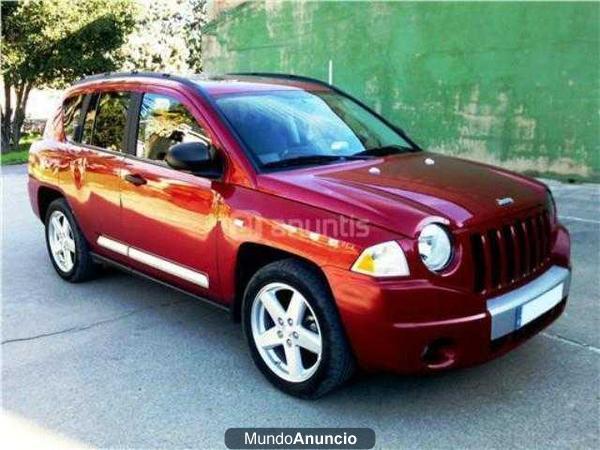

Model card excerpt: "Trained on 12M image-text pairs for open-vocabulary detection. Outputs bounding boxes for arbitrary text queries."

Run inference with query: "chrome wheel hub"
[48,211,76,273]
[250,282,323,383]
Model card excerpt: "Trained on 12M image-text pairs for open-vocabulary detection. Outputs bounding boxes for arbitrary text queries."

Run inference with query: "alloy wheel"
[250,282,323,383]
[48,210,76,273]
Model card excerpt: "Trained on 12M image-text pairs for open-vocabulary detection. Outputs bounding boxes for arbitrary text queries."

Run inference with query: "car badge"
[369,167,381,175]
[424,157,435,165]
[496,197,514,206]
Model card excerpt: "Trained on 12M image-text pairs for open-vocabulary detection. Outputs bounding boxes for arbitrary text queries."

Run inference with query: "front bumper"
[487,265,570,340]
[324,263,571,374]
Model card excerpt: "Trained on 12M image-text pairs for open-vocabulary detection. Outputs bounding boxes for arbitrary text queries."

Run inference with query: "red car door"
[118,89,222,299]
[61,91,130,244]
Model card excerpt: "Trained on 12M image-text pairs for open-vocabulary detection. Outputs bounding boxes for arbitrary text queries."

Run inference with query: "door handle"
[124,173,147,186]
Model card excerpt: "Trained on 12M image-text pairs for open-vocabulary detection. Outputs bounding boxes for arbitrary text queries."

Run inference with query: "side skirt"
[91,252,231,314]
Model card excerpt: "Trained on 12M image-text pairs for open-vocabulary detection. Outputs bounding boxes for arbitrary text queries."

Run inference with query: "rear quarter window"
[62,95,84,142]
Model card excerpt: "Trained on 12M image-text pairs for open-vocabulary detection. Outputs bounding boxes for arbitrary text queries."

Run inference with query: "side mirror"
[166,141,213,172]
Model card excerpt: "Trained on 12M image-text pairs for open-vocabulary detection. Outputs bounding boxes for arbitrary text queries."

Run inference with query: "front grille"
[471,209,552,293]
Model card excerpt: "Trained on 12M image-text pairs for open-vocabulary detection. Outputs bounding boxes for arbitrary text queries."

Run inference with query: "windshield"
[214,90,416,170]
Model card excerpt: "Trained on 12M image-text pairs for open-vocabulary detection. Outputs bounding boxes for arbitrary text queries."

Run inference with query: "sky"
[0,86,62,121]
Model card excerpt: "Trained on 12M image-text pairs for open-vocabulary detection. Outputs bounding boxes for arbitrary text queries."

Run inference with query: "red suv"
[28,72,571,398]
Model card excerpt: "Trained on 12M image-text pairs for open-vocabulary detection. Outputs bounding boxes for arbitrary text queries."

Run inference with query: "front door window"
[136,93,211,162]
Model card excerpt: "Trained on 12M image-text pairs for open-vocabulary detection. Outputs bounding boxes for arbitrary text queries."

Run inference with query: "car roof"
[72,72,333,96]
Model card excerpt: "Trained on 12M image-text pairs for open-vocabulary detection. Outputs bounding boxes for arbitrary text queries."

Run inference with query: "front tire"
[45,198,98,282]
[242,259,355,399]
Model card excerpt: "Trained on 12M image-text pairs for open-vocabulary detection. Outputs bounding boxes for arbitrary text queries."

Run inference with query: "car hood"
[258,152,547,238]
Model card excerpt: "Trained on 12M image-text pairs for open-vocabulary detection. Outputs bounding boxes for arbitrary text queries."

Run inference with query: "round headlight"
[418,223,452,272]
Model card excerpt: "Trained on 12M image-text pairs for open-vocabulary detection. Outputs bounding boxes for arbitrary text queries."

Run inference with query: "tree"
[183,0,207,72]
[1,0,136,153]
[120,0,206,74]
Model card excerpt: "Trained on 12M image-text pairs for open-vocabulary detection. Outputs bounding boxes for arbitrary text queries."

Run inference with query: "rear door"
[61,90,132,245]
[119,89,222,298]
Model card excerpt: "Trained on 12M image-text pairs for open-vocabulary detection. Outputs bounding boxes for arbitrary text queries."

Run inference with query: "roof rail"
[227,72,421,151]
[227,72,331,87]
[73,71,177,85]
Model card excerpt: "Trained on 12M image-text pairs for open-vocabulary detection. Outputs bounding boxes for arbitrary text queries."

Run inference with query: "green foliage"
[0,0,206,154]
[183,0,206,72]
[121,0,206,73]
[0,132,41,165]
[0,149,29,165]
[1,0,136,152]
[2,0,137,88]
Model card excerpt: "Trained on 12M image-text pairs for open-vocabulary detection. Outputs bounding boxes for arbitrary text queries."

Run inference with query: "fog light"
[421,338,457,369]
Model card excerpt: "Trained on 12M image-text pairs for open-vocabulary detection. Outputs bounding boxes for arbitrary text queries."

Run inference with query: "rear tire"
[44,198,98,282]
[242,259,355,399]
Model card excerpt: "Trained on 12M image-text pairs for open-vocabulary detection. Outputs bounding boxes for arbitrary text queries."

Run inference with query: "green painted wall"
[203,1,600,180]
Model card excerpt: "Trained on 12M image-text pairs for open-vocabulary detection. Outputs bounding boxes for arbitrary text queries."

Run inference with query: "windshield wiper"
[262,154,369,170]
[354,144,413,157]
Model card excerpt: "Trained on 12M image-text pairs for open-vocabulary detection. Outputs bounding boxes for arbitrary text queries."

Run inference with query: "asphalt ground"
[2,164,599,449]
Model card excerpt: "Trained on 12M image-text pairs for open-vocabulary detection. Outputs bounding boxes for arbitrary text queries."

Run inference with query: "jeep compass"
[28,72,571,398]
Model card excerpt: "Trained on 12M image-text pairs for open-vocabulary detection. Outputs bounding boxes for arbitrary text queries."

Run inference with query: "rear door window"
[81,91,131,152]
[81,94,99,145]
[62,95,84,142]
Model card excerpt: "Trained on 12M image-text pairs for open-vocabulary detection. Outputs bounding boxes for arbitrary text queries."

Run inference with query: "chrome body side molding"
[96,235,209,288]
[97,235,128,256]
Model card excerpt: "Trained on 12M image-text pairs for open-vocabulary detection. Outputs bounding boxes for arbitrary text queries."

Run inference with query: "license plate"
[519,283,564,327]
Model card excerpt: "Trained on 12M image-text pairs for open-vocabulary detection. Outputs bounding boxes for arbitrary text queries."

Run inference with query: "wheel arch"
[37,185,66,222]
[232,242,332,322]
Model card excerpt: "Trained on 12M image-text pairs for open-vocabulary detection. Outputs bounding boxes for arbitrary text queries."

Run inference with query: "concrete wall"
[203,1,599,180]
